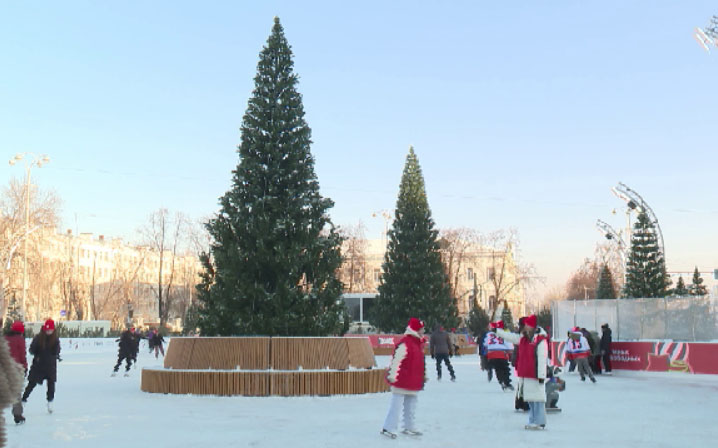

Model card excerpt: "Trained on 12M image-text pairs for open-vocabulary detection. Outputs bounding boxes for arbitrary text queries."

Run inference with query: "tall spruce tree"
[673,276,688,296]
[596,264,617,299]
[196,18,345,336]
[369,147,459,333]
[623,211,670,298]
[689,267,708,297]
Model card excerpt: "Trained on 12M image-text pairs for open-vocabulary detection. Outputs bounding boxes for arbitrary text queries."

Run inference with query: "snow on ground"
[4,340,718,447]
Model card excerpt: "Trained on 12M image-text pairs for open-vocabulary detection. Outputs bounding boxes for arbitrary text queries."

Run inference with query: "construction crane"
[695,15,718,52]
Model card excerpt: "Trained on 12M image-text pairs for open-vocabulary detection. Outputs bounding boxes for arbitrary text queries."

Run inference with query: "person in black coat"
[113,327,136,375]
[151,329,165,359]
[22,319,61,413]
[600,324,613,375]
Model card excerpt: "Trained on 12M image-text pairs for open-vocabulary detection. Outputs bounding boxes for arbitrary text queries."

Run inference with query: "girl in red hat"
[4,321,27,423]
[497,314,549,430]
[22,319,61,414]
[381,317,426,439]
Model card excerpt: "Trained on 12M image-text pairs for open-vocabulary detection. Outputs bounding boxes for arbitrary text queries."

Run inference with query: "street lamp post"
[8,152,50,320]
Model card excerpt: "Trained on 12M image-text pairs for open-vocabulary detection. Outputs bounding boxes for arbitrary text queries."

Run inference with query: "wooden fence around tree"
[141,337,387,397]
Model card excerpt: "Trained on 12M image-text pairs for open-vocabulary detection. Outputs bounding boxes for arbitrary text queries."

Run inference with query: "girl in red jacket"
[381,317,426,439]
[4,321,27,424]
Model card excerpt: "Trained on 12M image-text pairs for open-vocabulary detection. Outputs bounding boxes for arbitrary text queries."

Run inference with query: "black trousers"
[114,354,133,372]
[435,354,455,379]
[22,379,55,402]
[602,352,612,372]
[488,358,511,386]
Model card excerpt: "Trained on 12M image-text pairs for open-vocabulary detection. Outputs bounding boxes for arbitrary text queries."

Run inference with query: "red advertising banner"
[551,340,718,375]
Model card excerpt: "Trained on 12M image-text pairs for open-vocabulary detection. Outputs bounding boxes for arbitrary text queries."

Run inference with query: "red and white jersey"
[483,331,513,360]
[565,335,591,359]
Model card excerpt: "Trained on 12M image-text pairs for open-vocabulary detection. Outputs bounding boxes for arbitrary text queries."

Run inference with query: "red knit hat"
[43,319,55,331]
[523,314,537,328]
[10,321,24,333]
[407,318,424,332]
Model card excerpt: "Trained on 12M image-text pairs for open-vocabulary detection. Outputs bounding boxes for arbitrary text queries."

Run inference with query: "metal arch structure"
[695,16,718,52]
[611,182,665,259]
[596,219,625,249]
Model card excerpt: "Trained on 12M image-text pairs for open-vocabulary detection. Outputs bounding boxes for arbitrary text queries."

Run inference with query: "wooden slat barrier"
[145,337,385,396]
[142,368,388,396]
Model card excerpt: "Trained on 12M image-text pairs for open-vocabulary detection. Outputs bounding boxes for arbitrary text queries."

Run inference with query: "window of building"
[487,267,496,280]
[467,267,474,280]
[373,269,381,282]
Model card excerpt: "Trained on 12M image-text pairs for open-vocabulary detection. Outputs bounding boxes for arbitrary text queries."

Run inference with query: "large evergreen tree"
[596,264,617,299]
[623,212,670,298]
[369,147,459,333]
[196,18,345,336]
[689,267,708,297]
[673,276,688,296]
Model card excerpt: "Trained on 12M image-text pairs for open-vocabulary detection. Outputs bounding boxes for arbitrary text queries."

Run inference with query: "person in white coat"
[497,314,549,430]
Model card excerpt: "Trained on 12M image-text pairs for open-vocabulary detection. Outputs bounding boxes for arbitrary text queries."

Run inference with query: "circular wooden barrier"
[141,337,389,397]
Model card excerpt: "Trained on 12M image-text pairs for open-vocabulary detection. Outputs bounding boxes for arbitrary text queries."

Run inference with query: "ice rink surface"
[4,340,718,447]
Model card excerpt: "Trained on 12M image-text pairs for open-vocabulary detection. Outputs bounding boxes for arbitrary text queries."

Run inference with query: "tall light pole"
[8,152,50,320]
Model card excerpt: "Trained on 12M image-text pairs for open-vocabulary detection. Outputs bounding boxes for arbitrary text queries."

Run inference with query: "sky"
[4,338,718,447]
[1,1,717,296]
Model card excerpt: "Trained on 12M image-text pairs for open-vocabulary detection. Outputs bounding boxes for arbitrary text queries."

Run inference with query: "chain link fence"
[551,297,718,341]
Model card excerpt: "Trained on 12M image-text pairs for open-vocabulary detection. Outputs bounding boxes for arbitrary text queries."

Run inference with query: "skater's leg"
[46,380,55,402]
[12,400,24,422]
[114,354,124,372]
[402,394,418,431]
[435,355,443,379]
[125,356,132,372]
[159,345,165,357]
[444,357,456,380]
[22,381,37,402]
[382,393,404,433]
[603,353,612,372]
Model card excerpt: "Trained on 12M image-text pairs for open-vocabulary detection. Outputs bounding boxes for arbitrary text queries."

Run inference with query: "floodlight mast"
[612,182,665,260]
[695,16,718,52]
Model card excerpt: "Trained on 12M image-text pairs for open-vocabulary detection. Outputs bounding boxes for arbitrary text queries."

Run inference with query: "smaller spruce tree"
[673,276,688,296]
[501,306,515,332]
[596,264,617,299]
[689,267,708,297]
[466,299,491,339]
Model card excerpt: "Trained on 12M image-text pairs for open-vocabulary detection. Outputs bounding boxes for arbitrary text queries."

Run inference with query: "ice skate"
[111,372,118,377]
[401,429,422,436]
[123,372,131,377]
[590,377,597,383]
[14,415,26,425]
[47,401,54,414]
[380,428,397,439]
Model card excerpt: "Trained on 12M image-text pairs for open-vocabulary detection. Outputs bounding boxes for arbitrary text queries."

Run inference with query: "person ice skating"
[22,319,61,414]
[545,366,566,411]
[600,324,612,375]
[151,329,165,358]
[566,328,596,383]
[0,327,25,445]
[4,321,28,424]
[483,320,514,391]
[429,325,455,381]
[146,328,155,354]
[496,314,549,430]
[449,328,460,357]
[478,323,493,382]
[381,317,426,439]
[113,327,136,376]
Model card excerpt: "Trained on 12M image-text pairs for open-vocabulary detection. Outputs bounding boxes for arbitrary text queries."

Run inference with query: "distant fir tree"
[4,294,22,327]
[500,305,515,332]
[466,299,490,339]
[689,267,708,297]
[196,18,346,336]
[369,147,459,333]
[673,276,688,296]
[596,264,617,299]
[623,212,670,298]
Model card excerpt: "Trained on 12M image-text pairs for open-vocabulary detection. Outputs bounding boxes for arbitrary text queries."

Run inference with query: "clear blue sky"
[2,1,717,294]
